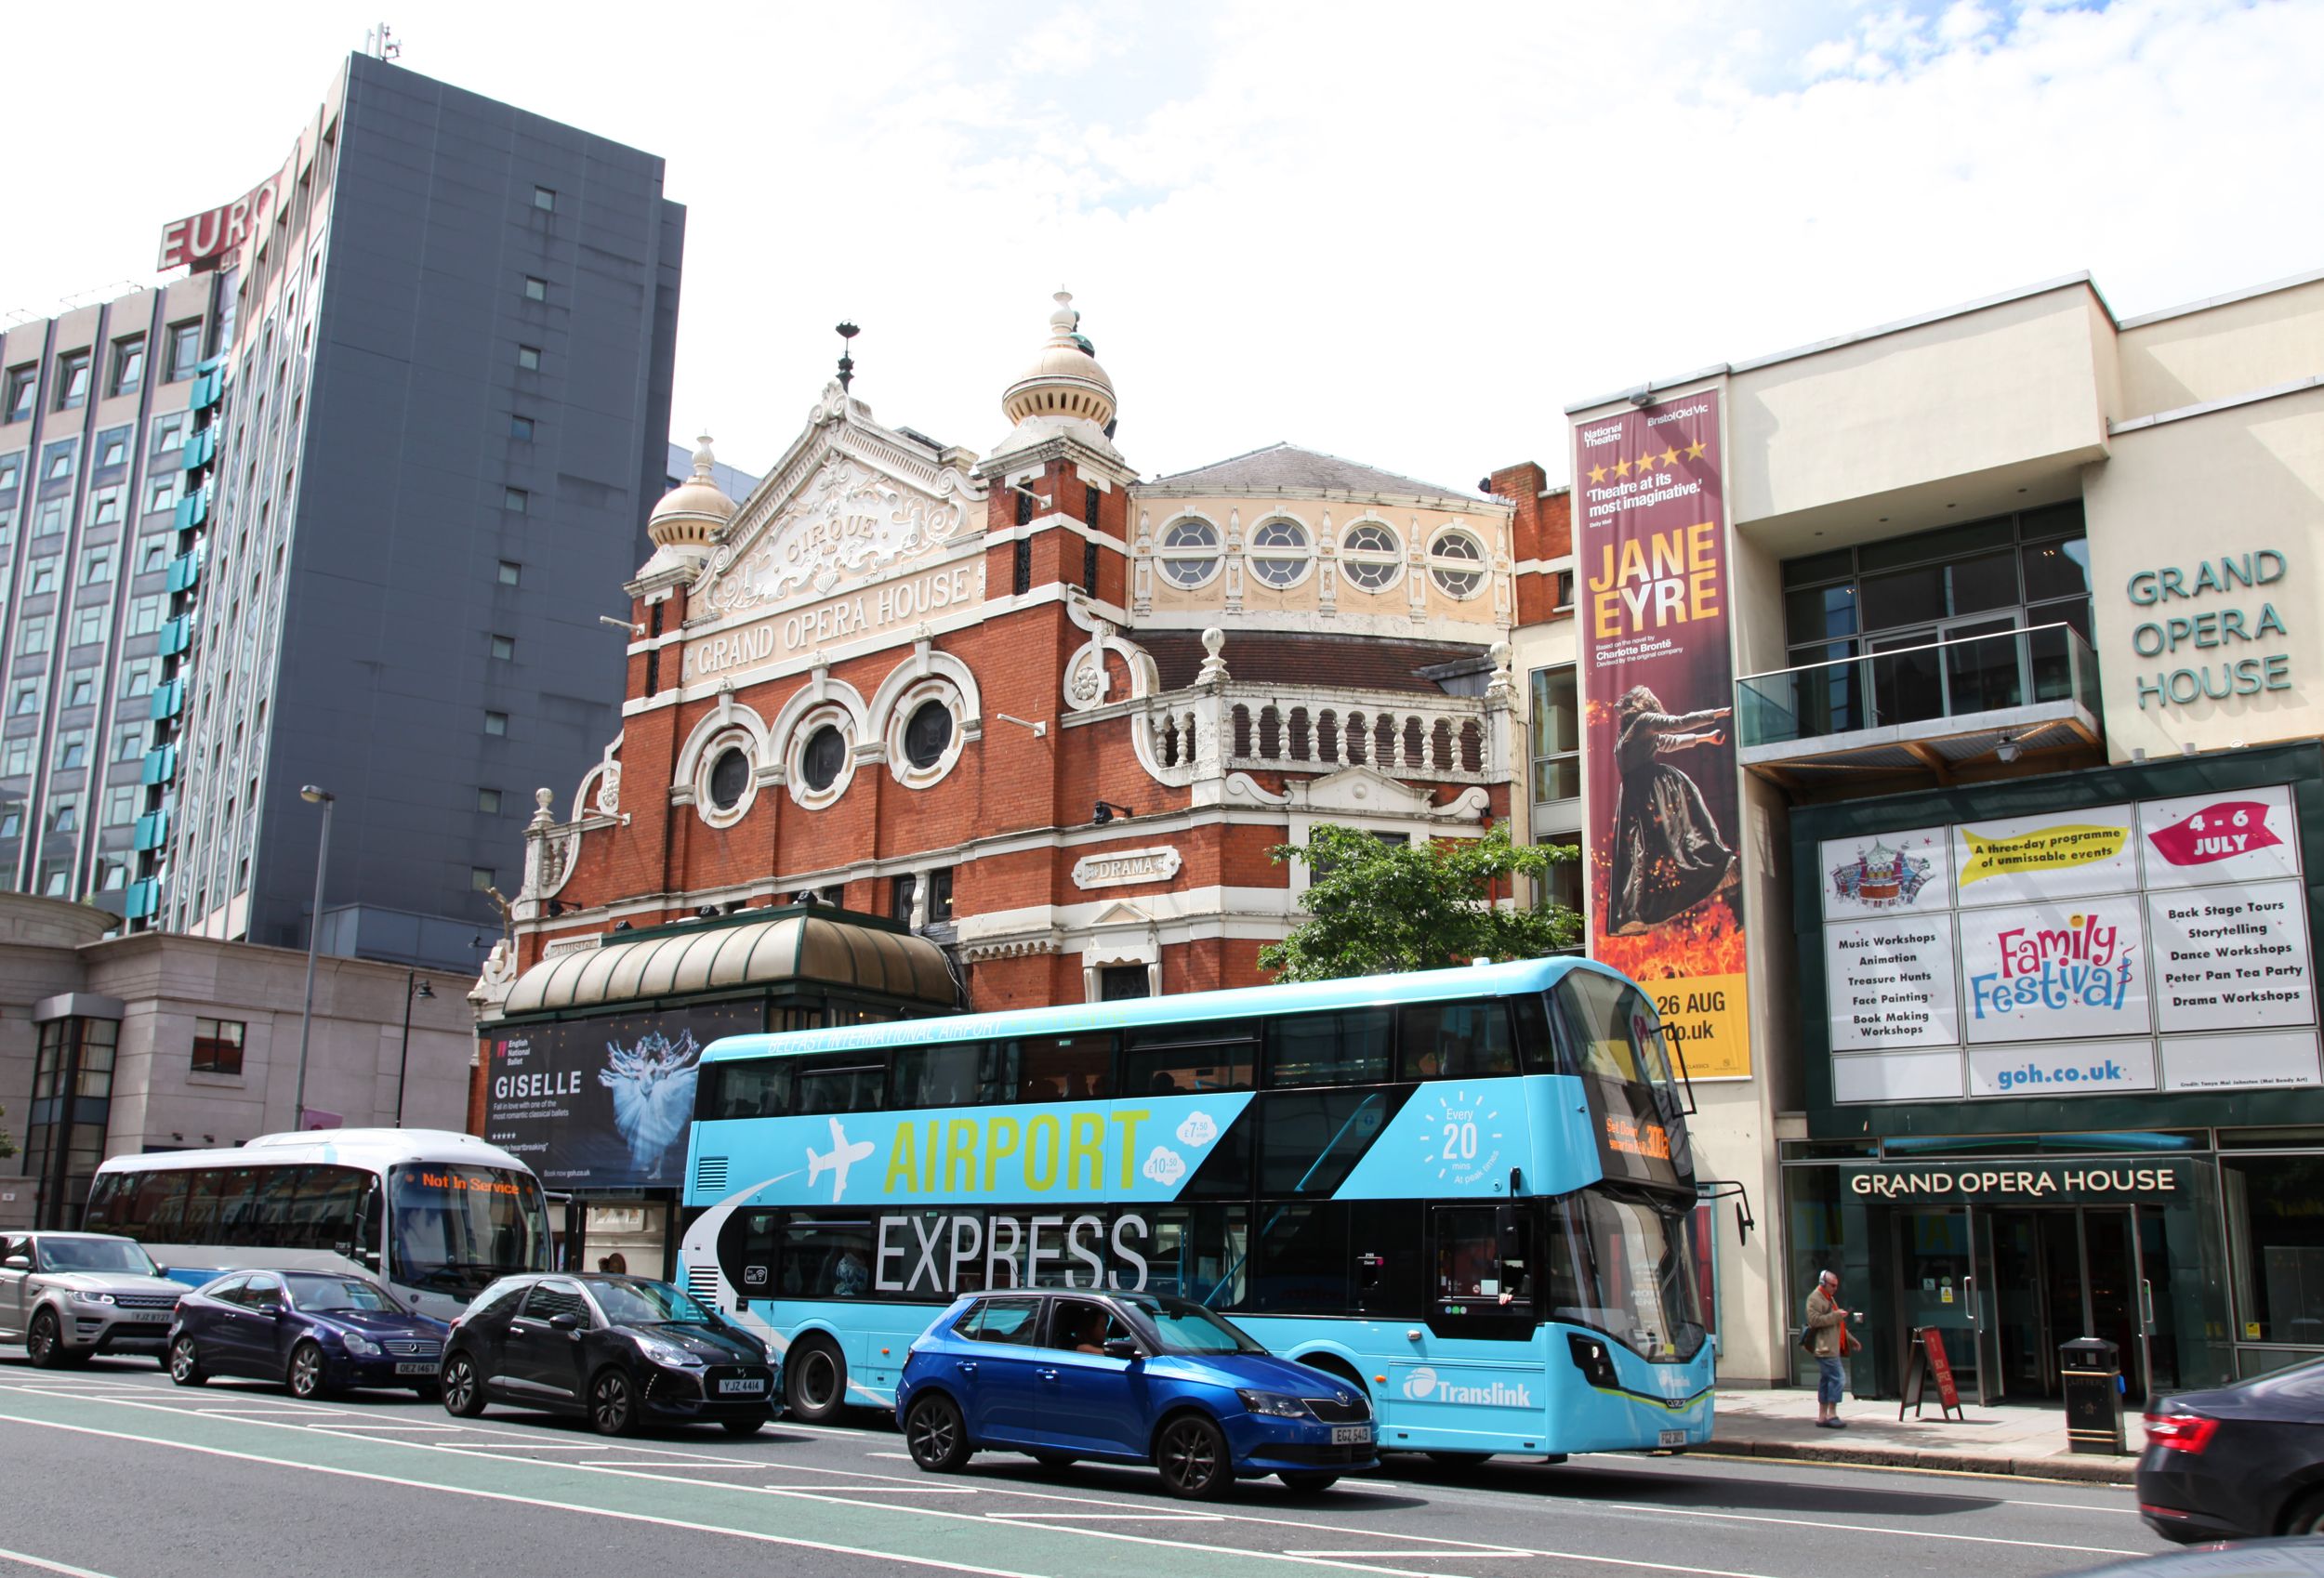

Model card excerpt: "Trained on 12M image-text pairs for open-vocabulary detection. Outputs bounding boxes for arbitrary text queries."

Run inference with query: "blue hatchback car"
[896,1288,1377,1499]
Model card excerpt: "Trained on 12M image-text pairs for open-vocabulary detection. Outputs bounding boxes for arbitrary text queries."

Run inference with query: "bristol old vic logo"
[1830,841,1934,908]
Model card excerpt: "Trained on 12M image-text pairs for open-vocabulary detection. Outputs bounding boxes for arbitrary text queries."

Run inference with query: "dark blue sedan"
[168,1269,449,1400]
[895,1288,1377,1499]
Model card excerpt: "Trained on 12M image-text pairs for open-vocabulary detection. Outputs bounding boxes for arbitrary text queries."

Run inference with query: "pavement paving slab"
[1706,1387,2140,1484]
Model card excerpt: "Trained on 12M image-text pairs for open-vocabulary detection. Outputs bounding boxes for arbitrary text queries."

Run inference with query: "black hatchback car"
[441,1274,778,1437]
[2141,1356,2324,1542]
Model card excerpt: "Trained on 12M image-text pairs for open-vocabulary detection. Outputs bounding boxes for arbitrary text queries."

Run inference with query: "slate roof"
[1138,631,1488,693]
[1141,443,1484,505]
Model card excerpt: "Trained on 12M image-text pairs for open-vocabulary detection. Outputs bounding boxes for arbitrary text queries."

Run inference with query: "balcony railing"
[1736,621,2099,751]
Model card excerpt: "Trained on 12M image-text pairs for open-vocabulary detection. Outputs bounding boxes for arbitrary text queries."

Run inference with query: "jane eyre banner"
[483,1003,762,1188]
[1576,390,1752,1079]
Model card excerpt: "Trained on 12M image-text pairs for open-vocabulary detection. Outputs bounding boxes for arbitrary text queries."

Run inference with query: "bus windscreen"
[390,1165,545,1298]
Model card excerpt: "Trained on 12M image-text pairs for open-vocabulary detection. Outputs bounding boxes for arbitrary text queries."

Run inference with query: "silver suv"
[0,1231,186,1367]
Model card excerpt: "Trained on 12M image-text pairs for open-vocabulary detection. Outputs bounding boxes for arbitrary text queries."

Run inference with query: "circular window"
[1428,530,1486,598]
[707,747,750,810]
[1340,522,1403,591]
[1157,519,1221,588]
[1248,519,1310,587]
[800,725,847,793]
[904,700,954,769]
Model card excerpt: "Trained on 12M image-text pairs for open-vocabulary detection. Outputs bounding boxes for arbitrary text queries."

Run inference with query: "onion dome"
[993,291,1121,462]
[646,433,736,564]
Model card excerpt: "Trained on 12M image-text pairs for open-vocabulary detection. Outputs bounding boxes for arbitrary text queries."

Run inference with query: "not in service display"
[1820,783,2319,1104]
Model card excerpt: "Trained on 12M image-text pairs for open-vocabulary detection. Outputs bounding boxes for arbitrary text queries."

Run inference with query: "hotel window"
[516,345,541,372]
[3,365,33,423]
[79,547,112,585]
[112,723,145,762]
[49,796,80,832]
[119,658,155,699]
[503,487,528,514]
[64,672,93,708]
[88,487,123,527]
[103,786,138,827]
[109,337,145,398]
[1,737,29,775]
[127,596,163,636]
[43,441,77,481]
[165,321,203,382]
[137,536,169,575]
[191,1018,244,1075]
[28,556,58,595]
[54,350,90,411]
[533,185,556,211]
[483,710,508,737]
[470,866,496,891]
[150,411,187,456]
[509,414,534,441]
[497,559,521,585]
[0,453,20,491]
[523,276,548,302]
[145,475,179,514]
[54,731,86,769]
[18,613,51,655]
[96,428,129,470]
[34,499,65,537]
[490,634,514,661]
[72,607,109,648]
[9,682,36,715]
[1777,502,2091,736]
[477,787,502,813]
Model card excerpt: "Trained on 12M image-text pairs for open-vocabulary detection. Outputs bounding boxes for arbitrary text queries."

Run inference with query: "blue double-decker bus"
[677,957,1711,1460]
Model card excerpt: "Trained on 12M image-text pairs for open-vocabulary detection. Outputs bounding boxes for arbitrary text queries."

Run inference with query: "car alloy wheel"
[287,1340,332,1400]
[25,1310,64,1369]
[1155,1414,1232,1501]
[905,1393,971,1473]
[590,1369,639,1437]
[441,1352,485,1417]
[169,1336,205,1387]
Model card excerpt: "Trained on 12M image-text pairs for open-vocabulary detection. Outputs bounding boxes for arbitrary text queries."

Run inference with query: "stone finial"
[530,786,557,828]
[1196,625,1229,686]
[1485,640,1515,705]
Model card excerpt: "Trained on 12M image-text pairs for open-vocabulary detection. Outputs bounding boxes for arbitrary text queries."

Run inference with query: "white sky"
[11,0,2321,493]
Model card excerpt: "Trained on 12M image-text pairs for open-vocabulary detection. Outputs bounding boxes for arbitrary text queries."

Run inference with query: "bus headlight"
[1235,1389,1312,1419]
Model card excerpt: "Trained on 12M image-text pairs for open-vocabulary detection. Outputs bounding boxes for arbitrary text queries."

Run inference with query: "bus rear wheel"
[786,1336,847,1424]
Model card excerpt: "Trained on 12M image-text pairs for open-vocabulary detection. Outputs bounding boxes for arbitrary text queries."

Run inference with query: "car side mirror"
[2,1255,28,1270]
[548,1312,581,1332]
[1103,1336,1140,1361]
[258,1302,285,1319]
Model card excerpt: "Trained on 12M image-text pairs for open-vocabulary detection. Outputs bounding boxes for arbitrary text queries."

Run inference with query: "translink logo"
[1402,1366,1533,1407]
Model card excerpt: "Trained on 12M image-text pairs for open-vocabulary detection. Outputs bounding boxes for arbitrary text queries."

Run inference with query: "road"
[0,1355,2171,1578]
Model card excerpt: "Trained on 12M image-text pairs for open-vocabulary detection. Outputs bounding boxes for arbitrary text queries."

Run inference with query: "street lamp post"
[393,973,433,1127]
[292,785,335,1131]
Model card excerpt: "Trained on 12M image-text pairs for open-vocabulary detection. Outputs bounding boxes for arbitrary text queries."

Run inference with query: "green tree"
[1258,822,1581,982]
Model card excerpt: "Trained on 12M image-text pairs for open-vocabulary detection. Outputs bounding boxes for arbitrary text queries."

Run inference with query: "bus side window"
[795,1059,887,1115]
[1015,1032,1113,1101]
[1554,973,1644,1083]
[1263,1010,1392,1087]
[82,1173,123,1231]
[1123,1028,1256,1095]
[891,1042,991,1110]
[178,1168,227,1245]
[133,1170,191,1243]
[1396,1001,1516,1082]
[214,1166,263,1246]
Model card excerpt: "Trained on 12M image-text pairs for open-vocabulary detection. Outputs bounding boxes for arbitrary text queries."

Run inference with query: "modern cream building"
[1558,266,2324,1397]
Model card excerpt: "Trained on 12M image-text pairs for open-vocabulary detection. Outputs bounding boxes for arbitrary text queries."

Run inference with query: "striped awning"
[500,912,955,1018]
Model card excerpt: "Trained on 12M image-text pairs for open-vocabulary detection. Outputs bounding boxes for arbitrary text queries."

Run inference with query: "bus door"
[1425,1204,1537,1339]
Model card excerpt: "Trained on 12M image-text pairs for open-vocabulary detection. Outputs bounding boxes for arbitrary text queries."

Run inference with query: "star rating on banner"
[1584,438,1707,486]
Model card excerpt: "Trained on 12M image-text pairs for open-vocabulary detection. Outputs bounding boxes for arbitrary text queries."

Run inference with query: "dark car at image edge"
[438,1273,779,1436]
[2139,1355,2324,1543]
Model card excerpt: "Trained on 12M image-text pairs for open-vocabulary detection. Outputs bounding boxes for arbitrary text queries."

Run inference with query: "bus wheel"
[1427,1451,1494,1466]
[786,1337,847,1424]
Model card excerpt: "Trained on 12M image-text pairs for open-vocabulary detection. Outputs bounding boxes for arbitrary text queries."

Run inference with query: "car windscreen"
[284,1273,396,1313]
[584,1278,715,1326]
[38,1238,160,1275]
[1114,1293,1266,1355]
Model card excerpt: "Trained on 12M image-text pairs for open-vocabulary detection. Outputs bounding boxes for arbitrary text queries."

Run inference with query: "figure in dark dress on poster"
[1609,685,1739,935]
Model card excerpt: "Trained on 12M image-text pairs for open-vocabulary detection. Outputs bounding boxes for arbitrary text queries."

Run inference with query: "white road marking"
[0,1411,1050,1578]
[1286,1554,1528,1561]
[986,1513,1224,1522]
[434,1440,608,1450]
[1601,1499,2142,1558]
[2003,1497,2141,1514]
[0,1545,124,1578]
[763,1485,978,1494]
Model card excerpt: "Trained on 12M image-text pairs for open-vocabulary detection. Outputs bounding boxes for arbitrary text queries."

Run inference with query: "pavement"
[1707,1386,2142,1484]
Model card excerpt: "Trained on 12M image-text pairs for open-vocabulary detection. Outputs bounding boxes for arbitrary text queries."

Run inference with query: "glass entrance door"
[1971,1206,2168,1405]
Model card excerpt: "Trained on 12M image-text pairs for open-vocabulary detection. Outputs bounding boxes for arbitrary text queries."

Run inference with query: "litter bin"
[2060,1336,2125,1455]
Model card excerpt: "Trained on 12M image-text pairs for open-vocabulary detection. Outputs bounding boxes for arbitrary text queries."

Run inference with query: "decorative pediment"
[1284,765,1484,821]
[693,388,986,620]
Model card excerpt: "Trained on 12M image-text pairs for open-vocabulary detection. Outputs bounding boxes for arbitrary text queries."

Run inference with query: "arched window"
[1340,522,1403,591]
[1157,519,1221,588]
[1248,518,1310,588]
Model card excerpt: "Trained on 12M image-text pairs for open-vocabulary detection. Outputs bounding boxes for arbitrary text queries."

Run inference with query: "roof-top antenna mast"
[835,322,859,392]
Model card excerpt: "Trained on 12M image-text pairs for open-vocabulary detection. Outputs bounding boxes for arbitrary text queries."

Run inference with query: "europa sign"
[157,176,279,273]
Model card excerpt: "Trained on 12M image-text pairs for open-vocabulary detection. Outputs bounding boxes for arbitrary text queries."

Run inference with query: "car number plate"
[127,1311,171,1323]
[717,1377,766,1396]
[1330,1425,1372,1445]
[1658,1428,1687,1448]
[394,1361,437,1376]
